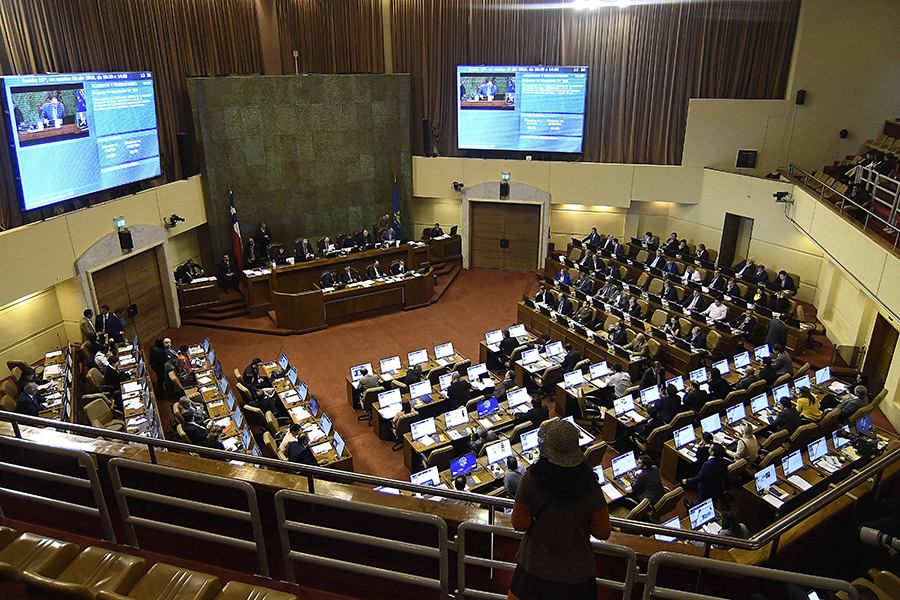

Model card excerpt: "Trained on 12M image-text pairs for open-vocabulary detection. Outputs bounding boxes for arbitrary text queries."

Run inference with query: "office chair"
[0,395,16,412]
[723,389,747,410]
[670,411,695,431]
[697,398,725,420]
[175,424,191,444]
[652,487,684,522]
[0,380,17,400]
[727,459,747,484]
[454,359,471,376]
[358,386,385,425]
[817,408,841,433]
[583,441,608,468]
[760,429,789,452]
[632,423,672,453]
[757,446,786,470]
[624,498,651,521]
[83,398,124,431]
[262,432,278,458]
[242,404,268,432]
[465,396,484,412]
[789,423,819,449]
[425,446,455,472]
[233,368,243,384]
[392,414,416,451]
[745,379,766,396]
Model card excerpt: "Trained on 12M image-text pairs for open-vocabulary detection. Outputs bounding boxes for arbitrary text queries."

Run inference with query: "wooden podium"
[273,289,326,333]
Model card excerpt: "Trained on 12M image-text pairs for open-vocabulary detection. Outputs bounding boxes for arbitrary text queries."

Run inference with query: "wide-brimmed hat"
[538,420,584,467]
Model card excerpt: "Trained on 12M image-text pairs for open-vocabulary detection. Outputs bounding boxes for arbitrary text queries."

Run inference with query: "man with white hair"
[15,382,43,416]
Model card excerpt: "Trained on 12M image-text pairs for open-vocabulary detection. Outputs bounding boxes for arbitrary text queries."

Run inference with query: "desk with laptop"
[114,337,163,438]
[479,323,537,368]
[38,346,74,423]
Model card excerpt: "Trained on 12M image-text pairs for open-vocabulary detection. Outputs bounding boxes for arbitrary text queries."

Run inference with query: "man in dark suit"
[243,358,272,395]
[256,222,273,248]
[217,254,239,292]
[604,264,620,280]
[612,290,629,311]
[578,250,601,271]
[380,228,398,243]
[771,291,790,315]
[555,293,574,317]
[777,270,795,292]
[446,372,473,408]
[771,396,802,435]
[640,361,665,390]
[534,285,554,305]
[15,382,43,416]
[731,310,757,336]
[288,433,318,465]
[662,233,679,252]
[735,366,762,390]
[754,265,769,284]
[664,260,680,276]
[772,344,793,377]
[367,260,387,279]
[576,273,593,294]
[647,249,666,270]
[682,380,709,413]
[705,269,726,290]
[626,297,643,318]
[583,227,602,247]
[295,238,315,261]
[600,235,615,253]
[707,368,732,400]
[515,397,549,427]
[105,308,125,344]
[560,343,581,372]
[492,370,517,401]
[246,238,263,268]
[499,330,519,358]
[403,364,423,385]
[321,270,337,288]
[611,237,625,257]
[758,356,779,387]
[628,455,665,506]
[764,318,788,349]
[656,385,682,424]
[689,326,707,349]
[723,279,741,297]
[182,413,210,444]
[358,229,374,247]
[609,322,628,346]
[430,223,444,237]
[695,244,710,262]
[340,265,361,284]
[95,304,111,336]
[661,282,679,302]
[733,256,756,278]
[682,290,706,311]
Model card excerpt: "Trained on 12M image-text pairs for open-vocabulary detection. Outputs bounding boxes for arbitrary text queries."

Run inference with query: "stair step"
[192,310,250,321]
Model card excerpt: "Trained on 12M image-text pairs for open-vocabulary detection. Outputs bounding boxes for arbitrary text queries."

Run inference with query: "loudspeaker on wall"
[795,89,806,105]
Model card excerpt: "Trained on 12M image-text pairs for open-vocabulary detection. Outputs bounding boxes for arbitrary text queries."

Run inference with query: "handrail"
[2,409,898,554]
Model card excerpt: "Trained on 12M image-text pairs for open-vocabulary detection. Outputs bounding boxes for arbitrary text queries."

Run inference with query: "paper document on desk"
[122,381,141,394]
[280,391,300,405]
[381,373,394,381]
[447,429,462,440]
[419,435,436,447]
[127,416,148,427]
[196,375,213,386]
[189,346,203,356]
[601,484,624,502]
[679,448,697,461]
[436,358,449,367]
[702,522,723,535]
[222,437,239,451]
[487,344,501,353]
[828,382,848,394]
[478,418,493,429]
[471,379,492,391]
[788,475,812,491]
[124,398,143,411]
[311,442,332,455]
[626,410,646,423]
[378,404,402,420]
[214,417,231,428]
[763,494,784,509]
[290,407,312,422]
[304,426,326,442]
[46,350,63,359]
[361,281,373,288]
[815,456,841,473]
[119,356,136,367]
[713,432,733,445]
[43,364,63,378]
[322,287,335,293]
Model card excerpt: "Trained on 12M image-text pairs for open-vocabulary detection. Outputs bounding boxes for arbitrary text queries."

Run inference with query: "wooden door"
[93,249,169,343]
[470,202,541,271]
[864,313,899,381]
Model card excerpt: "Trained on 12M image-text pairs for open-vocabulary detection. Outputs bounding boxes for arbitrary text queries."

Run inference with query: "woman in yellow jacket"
[795,386,823,421]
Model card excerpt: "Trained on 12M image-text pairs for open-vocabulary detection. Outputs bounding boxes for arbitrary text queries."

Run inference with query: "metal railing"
[1,410,898,559]
[456,521,636,600]
[275,490,449,597]
[642,551,858,600]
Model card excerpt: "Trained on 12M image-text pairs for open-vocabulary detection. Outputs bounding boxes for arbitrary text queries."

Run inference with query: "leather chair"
[454,359,472,376]
[0,380,17,400]
[428,366,449,386]
[502,346,526,370]
[871,388,888,410]
[789,423,819,449]
[95,562,220,600]
[21,546,147,600]
[169,371,197,398]
[583,441,607,468]
[652,487,683,522]
[176,424,191,444]
[507,422,533,447]
[389,260,403,275]
[0,395,15,412]
[706,330,721,354]
[795,362,811,379]
[670,411,695,431]
[465,396,484,412]
[697,398,725,420]
[757,446,786,470]
[262,432,278,458]
[533,364,562,398]
[86,368,115,396]
[7,359,40,378]
[359,386,385,425]
[772,373,791,389]
[242,405,268,432]
[233,368,243,384]
[214,581,296,600]
[624,498,651,521]
[760,429,789,452]
[235,383,254,405]
[635,422,673,453]
[335,232,351,248]
[265,411,287,437]
[425,446,455,472]
[172,406,186,427]
[320,270,338,288]
[849,402,875,424]
[84,398,125,431]
[745,379,766,397]
[0,532,80,583]
[817,407,841,432]
[727,458,747,483]
[9,366,22,386]
[723,389,747,410]
[0,527,15,551]
[392,413,417,451]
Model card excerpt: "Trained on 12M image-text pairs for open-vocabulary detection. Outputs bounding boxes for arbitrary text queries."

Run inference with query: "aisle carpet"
[162,268,538,481]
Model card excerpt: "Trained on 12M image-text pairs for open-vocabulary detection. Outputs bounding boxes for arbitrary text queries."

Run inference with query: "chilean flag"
[229,190,244,270]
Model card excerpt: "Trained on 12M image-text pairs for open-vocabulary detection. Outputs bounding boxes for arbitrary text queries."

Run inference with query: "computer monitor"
[755,464,778,493]
[640,386,661,405]
[593,465,606,484]
[611,451,637,478]
[808,437,828,462]
[773,384,791,402]
[408,349,429,367]
[563,370,584,389]
[857,413,873,433]
[589,362,610,380]
[297,380,309,401]
[507,388,530,409]
[278,352,289,371]
[309,396,320,417]
[655,517,683,542]
[521,348,540,365]
[689,367,709,384]
[439,373,454,390]
[251,446,261,458]
[486,439,513,465]
[380,356,401,374]
[509,324,526,337]
[203,337,210,353]
[754,345,771,360]
[350,363,372,381]
[241,426,252,450]
[434,342,454,359]
[815,366,831,386]
[218,377,228,396]
[288,366,299,386]
[833,425,852,449]
[688,498,716,530]
[410,417,437,441]
[726,403,747,425]
[225,390,236,412]
[410,466,441,487]
[467,363,489,381]
[700,413,722,434]
[485,329,503,345]
[378,388,402,407]
[320,412,333,437]
[546,341,564,357]
[712,359,730,375]
[233,407,244,431]
[409,381,432,400]
[666,376,685,392]
[782,449,804,477]
[613,394,636,416]
[208,349,216,367]
[333,431,345,456]
[450,453,478,478]
[734,351,751,369]
[444,406,469,429]
[793,375,811,391]
[213,361,223,380]
[477,398,499,417]
[521,429,540,452]
[674,425,696,448]
[750,393,769,414]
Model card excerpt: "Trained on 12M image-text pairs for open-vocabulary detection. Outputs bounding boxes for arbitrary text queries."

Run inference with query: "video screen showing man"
[12,86,90,147]
[459,73,516,110]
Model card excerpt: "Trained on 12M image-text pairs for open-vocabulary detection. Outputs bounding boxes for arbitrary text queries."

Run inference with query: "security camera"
[164,213,186,229]
[452,182,464,192]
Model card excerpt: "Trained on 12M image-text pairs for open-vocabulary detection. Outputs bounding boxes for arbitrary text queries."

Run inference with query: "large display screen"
[457,65,587,153]
[2,72,161,211]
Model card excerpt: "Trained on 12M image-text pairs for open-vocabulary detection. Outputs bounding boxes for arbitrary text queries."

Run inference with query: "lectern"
[273,289,325,332]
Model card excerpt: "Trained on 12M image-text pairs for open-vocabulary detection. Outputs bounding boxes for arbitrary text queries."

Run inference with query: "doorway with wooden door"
[470,201,541,271]
[91,247,171,343]
[863,313,899,385]
[719,213,754,268]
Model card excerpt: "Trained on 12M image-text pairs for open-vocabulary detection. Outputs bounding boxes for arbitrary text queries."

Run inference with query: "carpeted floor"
[162,268,540,481]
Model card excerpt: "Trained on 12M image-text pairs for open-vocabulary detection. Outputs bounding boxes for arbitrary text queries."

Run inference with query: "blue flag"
[392,173,401,239]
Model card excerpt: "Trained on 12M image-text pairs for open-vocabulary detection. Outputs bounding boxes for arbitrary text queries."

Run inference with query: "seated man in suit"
[430,223,444,237]
[731,309,757,336]
[682,289,706,312]
[573,303,595,328]
[625,333,650,358]
[758,356,779,387]
[499,329,520,358]
[340,235,356,249]
[583,227,602,247]
[705,269,726,290]
[695,244,710,262]
[319,236,336,254]
[321,270,337,288]
[578,249,602,271]
[217,254,239,292]
[295,238,315,261]
[689,326,707,349]
[534,284,554,304]
[641,231,656,246]
[610,237,625,257]
[776,270,795,293]
[682,380,709,413]
[707,367,732,400]
[603,264,621,280]
[469,426,499,455]
[182,413,210,445]
[243,358,272,392]
[555,292,574,317]
[733,256,756,278]
[358,229,374,247]
[575,272,593,294]
[492,370,517,401]
[771,396,802,435]
[753,264,769,284]
[735,366,762,390]
[608,321,628,346]
[656,385,683,423]
[560,343,581,372]
[661,281,679,302]
[287,432,318,465]
[380,227,398,244]
[640,360,665,390]
[723,278,741,298]
[676,240,690,256]
[647,249,666,270]
[597,280,618,300]
[367,260,387,279]
[357,367,381,398]
[626,297,643,319]
[340,265,361,284]
[772,344,793,377]
[662,232,679,252]
[600,235,616,253]
[404,364,423,385]
[446,372,473,408]
[515,397,549,426]
[612,289,630,311]
[392,260,407,275]
[15,382,43,417]
[770,291,791,315]
[836,385,868,422]
[664,259,680,276]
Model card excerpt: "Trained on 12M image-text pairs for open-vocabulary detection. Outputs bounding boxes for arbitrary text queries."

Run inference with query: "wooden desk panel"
[177,280,218,309]
[431,235,462,260]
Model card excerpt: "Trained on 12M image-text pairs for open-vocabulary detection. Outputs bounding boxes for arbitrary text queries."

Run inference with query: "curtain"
[0,0,262,230]
[393,0,800,163]
[277,0,384,74]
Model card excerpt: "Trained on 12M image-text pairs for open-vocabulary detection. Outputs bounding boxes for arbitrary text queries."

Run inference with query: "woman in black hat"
[508,420,610,600]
